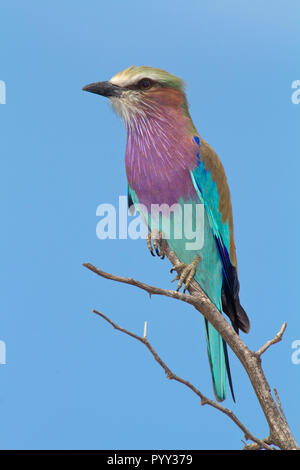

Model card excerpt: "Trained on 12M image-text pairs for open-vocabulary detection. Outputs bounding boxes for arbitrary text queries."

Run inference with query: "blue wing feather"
[191,136,249,334]
[190,137,239,401]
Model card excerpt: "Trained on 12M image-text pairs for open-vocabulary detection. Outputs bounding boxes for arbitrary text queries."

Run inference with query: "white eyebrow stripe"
[110,71,156,88]
[109,66,185,91]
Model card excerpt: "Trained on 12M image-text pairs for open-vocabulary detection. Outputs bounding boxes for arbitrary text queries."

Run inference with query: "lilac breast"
[125,107,199,210]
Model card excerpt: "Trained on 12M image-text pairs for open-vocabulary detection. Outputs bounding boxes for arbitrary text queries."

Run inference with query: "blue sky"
[0,0,299,450]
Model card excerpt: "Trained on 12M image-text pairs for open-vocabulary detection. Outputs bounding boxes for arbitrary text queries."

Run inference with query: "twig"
[243,436,275,451]
[274,388,287,423]
[256,322,287,357]
[93,308,273,451]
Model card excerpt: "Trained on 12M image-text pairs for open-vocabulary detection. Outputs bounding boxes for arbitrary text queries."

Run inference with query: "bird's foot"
[170,255,201,293]
[146,230,165,259]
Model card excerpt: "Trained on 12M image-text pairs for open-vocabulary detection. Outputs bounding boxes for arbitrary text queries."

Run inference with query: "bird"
[83,66,250,401]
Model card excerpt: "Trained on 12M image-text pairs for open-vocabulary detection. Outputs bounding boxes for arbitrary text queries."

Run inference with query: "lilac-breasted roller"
[83,66,250,401]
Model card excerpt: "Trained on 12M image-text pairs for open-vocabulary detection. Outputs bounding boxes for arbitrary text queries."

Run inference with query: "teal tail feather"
[204,319,235,402]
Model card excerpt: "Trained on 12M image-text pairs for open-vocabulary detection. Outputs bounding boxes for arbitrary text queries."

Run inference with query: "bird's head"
[82,66,190,127]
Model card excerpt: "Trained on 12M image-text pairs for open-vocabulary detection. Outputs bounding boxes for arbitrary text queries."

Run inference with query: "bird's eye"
[139,79,152,90]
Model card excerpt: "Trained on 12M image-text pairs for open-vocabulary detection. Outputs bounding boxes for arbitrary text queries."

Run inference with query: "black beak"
[82,81,122,98]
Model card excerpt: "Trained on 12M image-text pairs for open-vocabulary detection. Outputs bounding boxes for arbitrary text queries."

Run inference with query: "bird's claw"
[171,255,201,293]
[146,231,165,259]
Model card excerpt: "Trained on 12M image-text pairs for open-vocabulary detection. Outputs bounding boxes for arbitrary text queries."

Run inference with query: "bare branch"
[93,308,273,450]
[83,262,194,304]
[256,322,287,357]
[83,240,299,450]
